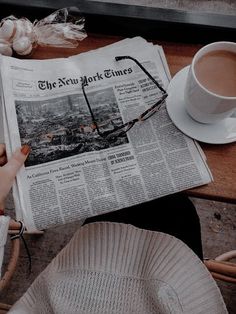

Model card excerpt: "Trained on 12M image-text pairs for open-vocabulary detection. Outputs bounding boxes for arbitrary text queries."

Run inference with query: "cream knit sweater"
[10,222,227,313]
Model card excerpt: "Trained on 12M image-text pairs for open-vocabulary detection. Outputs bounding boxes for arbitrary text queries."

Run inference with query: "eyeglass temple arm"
[115,56,167,94]
[81,82,102,134]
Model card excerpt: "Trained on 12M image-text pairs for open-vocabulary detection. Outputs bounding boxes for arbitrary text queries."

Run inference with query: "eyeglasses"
[81,56,168,140]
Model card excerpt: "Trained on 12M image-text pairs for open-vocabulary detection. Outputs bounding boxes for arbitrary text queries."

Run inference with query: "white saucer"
[166,66,236,144]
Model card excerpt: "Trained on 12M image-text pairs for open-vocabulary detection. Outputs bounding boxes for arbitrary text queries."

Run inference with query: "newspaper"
[0,37,213,231]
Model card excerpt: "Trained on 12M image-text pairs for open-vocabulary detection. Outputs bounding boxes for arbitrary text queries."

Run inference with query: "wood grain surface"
[31,34,236,203]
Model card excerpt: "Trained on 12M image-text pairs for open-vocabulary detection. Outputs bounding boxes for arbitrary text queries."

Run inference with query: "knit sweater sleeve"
[9,224,80,313]
[9,222,228,314]
[9,267,54,313]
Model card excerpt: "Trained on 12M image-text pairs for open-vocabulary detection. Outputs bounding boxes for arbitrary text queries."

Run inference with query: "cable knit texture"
[10,222,227,313]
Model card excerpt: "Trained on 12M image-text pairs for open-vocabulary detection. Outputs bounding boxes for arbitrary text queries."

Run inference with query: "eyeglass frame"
[81,55,168,139]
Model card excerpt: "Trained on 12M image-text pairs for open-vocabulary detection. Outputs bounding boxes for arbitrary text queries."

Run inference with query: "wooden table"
[32,34,236,204]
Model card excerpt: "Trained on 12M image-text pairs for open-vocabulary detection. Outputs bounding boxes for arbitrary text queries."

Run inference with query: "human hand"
[0,144,30,210]
[0,144,6,166]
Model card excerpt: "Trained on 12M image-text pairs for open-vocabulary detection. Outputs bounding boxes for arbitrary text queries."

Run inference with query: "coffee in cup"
[184,42,236,124]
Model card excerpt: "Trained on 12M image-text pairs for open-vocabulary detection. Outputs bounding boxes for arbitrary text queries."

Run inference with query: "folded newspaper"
[0,37,213,231]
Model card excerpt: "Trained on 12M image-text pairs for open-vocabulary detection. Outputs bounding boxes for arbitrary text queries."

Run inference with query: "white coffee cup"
[184,41,236,124]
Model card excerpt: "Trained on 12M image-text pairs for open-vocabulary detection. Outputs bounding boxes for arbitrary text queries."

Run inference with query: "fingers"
[0,144,5,157]
[0,144,6,166]
[0,155,7,166]
[3,145,30,180]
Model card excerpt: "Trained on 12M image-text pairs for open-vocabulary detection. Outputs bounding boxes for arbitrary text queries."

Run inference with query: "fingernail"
[21,145,31,156]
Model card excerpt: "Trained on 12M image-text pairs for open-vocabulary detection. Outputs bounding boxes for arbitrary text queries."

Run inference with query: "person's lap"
[84,193,203,260]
